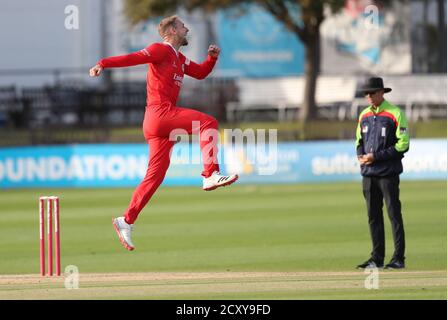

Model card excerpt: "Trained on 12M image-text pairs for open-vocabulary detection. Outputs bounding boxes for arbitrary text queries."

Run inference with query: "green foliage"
[122,0,345,122]
[124,0,345,41]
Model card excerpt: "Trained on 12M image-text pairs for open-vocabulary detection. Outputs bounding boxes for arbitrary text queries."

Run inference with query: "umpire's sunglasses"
[364,90,379,96]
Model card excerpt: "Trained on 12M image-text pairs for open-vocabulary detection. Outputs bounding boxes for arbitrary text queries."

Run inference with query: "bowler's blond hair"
[158,15,179,38]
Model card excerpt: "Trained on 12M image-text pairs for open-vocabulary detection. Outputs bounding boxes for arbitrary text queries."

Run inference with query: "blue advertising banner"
[0,144,204,189]
[1,139,447,189]
[216,5,304,77]
[223,139,447,184]
[223,141,359,184]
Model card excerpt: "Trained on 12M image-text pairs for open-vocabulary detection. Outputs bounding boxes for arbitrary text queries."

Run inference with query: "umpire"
[355,77,410,270]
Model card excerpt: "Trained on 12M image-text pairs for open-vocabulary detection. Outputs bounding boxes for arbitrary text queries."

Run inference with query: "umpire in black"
[355,77,410,270]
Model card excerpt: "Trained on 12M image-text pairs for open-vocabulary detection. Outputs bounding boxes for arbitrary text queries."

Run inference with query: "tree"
[437,0,446,72]
[124,0,345,122]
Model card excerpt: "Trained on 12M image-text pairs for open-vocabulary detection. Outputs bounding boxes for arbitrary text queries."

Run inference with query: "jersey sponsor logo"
[173,73,183,87]
[362,125,368,133]
[173,73,183,82]
[381,127,386,137]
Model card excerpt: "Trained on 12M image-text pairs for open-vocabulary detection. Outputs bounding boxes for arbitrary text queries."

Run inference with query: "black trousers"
[362,175,406,263]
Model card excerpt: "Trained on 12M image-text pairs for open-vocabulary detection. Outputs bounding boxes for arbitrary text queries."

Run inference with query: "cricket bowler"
[89,15,238,251]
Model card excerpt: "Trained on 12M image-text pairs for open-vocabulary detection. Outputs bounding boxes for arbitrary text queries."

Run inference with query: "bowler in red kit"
[90,15,238,251]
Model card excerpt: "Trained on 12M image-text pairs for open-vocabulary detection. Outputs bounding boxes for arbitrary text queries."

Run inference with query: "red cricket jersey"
[98,42,217,107]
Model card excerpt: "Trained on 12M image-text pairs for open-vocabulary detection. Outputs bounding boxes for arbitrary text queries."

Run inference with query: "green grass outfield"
[0,181,446,299]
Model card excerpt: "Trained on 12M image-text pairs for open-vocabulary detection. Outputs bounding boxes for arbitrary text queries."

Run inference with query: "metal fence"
[0,67,238,145]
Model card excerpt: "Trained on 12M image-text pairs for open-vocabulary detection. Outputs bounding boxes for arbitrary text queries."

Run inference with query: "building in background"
[3,0,440,88]
[0,0,211,87]
[0,0,446,133]
[411,0,447,73]
[0,0,101,87]
[320,0,412,75]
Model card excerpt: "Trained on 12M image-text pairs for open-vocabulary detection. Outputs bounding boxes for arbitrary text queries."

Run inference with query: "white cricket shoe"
[112,217,135,251]
[203,171,238,191]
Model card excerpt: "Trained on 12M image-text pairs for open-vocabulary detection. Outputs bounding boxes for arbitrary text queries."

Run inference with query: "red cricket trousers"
[124,102,220,224]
